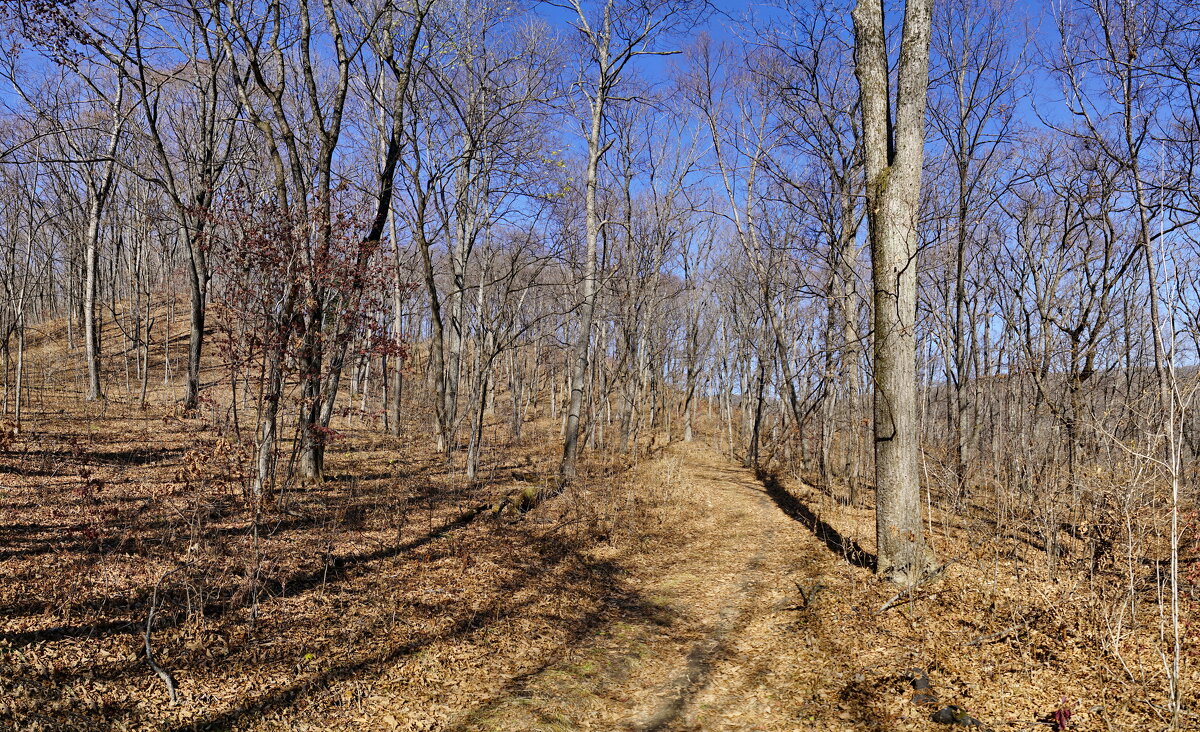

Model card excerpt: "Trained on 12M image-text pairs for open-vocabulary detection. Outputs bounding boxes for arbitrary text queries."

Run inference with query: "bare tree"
[927,0,1023,497]
[554,0,703,483]
[852,0,935,582]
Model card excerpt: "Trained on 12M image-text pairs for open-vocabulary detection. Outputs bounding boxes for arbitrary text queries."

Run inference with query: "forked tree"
[851,0,935,583]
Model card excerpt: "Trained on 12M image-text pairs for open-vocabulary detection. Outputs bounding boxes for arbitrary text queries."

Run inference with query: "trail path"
[457,442,902,732]
[230,437,1125,731]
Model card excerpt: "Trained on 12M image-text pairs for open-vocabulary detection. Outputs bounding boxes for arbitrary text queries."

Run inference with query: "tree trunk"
[183,233,208,411]
[560,85,606,484]
[853,0,935,583]
[83,206,104,401]
[297,304,325,482]
[388,263,405,436]
[255,284,296,498]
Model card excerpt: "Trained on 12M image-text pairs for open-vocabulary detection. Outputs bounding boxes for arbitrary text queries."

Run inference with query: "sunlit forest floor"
[0,317,1195,730]
[0,383,642,730]
[467,444,1185,731]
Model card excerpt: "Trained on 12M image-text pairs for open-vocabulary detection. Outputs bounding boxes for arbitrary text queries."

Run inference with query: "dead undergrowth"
[745,455,1199,731]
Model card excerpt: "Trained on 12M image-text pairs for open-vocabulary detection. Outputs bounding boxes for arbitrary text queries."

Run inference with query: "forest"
[0,0,1197,729]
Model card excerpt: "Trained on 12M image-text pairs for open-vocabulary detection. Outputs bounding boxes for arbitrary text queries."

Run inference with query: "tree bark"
[83,98,124,402]
[852,0,936,583]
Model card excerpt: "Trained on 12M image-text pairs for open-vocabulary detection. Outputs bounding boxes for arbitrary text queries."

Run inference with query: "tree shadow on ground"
[756,468,876,571]
[161,532,666,732]
[1,401,636,731]
[0,500,488,649]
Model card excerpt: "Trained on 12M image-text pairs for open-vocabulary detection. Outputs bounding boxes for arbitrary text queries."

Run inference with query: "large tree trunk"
[852,0,935,583]
[255,281,298,498]
[297,302,326,482]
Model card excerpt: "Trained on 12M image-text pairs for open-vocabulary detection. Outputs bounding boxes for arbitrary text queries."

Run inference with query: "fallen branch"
[878,589,948,613]
[781,580,824,610]
[962,605,1045,647]
[146,562,191,705]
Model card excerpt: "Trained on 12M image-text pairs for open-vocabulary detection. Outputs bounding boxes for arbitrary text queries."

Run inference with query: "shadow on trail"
[756,468,876,571]
[450,588,679,731]
[166,534,665,732]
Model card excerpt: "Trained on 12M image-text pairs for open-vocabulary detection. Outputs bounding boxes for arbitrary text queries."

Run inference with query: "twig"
[146,562,191,705]
[791,580,825,609]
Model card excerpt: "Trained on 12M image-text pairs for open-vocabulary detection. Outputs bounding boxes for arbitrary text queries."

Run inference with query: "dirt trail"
[246,437,1134,731]
[455,442,900,732]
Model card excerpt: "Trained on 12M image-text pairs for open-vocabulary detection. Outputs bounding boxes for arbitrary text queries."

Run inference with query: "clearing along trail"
[458,441,926,732]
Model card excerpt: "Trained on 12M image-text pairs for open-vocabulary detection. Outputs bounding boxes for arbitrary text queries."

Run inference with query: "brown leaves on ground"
[0,396,1194,730]
[0,392,642,731]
